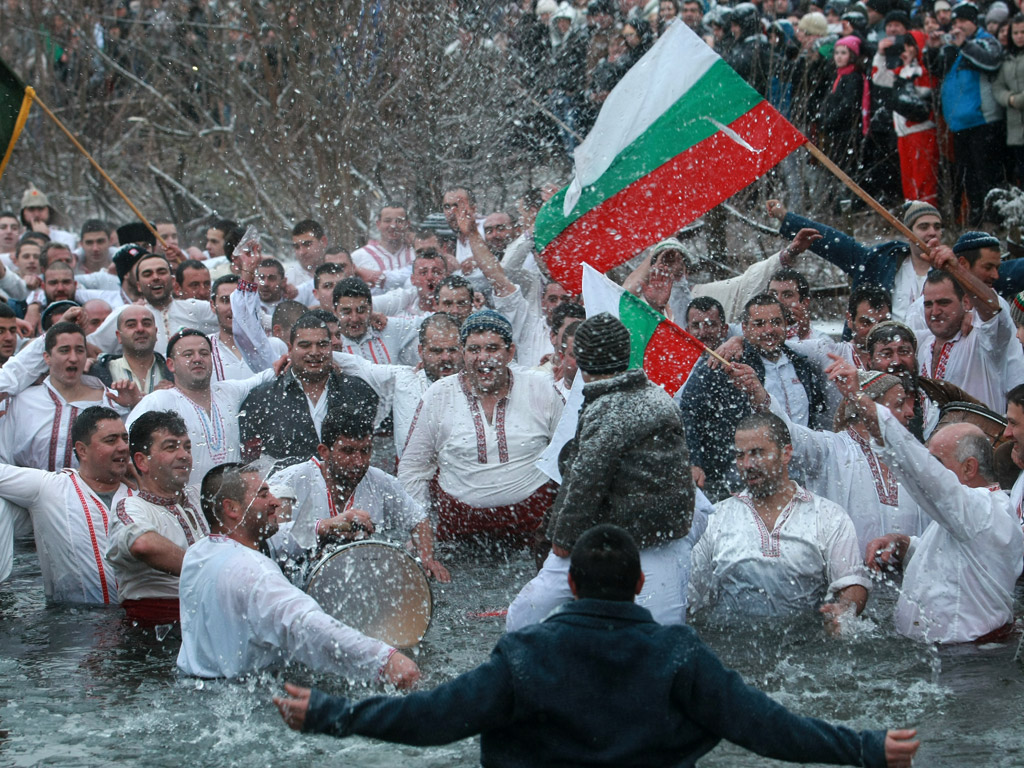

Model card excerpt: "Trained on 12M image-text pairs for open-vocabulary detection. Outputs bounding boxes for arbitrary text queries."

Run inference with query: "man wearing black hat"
[507,312,700,630]
[399,309,564,546]
[923,2,1005,226]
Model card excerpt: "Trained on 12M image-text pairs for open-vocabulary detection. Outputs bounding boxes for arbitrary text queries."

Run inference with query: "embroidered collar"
[139,489,181,507]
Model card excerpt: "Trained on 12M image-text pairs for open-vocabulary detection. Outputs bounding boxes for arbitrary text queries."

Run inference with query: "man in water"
[274,524,919,768]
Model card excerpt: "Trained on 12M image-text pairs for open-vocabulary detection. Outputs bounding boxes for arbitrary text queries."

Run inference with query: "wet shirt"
[492,286,553,368]
[177,535,392,680]
[0,467,132,605]
[689,485,870,621]
[209,334,254,382]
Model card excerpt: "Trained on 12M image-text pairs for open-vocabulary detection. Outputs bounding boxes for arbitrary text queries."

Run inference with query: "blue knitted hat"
[952,230,1001,255]
[459,309,513,346]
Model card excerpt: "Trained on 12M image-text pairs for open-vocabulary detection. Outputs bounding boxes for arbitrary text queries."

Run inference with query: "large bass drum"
[302,540,432,649]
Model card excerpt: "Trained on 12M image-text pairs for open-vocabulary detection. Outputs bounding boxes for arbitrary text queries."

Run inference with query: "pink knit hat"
[836,35,862,55]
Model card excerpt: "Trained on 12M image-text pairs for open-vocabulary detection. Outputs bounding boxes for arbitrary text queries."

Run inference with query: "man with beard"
[92,305,173,399]
[680,294,830,501]
[268,406,449,580]
[688,412,870,627]
[89,253,219,356]
[0,407,135,604]
[332,313,463,458]
[399,310,564,546]
[176,461,421,685]
[106,409,209,625]
[126,330,274,488]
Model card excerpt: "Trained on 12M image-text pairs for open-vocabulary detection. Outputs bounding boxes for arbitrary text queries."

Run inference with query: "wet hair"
[952,428,995,482]
[200,461,246,528]
[40,242,74,269]
[769,267,811,302]
[134,253,171,280]
[740,293,785,322]
[443,185,476,205]
[289,311,331,345]
[71,405,123,461]
[685,296,725,324]
[550,301,586,331]
[320,405,375,448]
[271,300,308,336]
[18,231,47,248]
[848,282,893,317]
[211,273,240,300]
[1008,383,1024,411]
[257,257,285,278]
[562,320,581,345]
[736,411,792,449]
[0,210,17,221]
[568,524,642,602]
[306,308,337,325]
[44,321,86,353]
[166,328,211,359]
[418,311,461,345]
[292,219,325,240]
[435,274,473,301]
[174,259,208,285]
[210,219,244,259]
[413,248,449,272]
[314,262,346,288]
[377,202,408,218]
[332,276,372,305]
[80,219,109,238]
[0,303,14,320]
[924,269,964,299]
[866,321,917,356]
[129,409,188,462]
[956,247,999,269]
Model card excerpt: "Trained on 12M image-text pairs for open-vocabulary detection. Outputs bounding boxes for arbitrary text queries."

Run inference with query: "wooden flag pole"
[27,90,167,249]
[804,142,999,315]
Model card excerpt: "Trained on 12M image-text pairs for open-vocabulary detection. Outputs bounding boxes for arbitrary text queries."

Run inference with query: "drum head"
[304,541,432,648]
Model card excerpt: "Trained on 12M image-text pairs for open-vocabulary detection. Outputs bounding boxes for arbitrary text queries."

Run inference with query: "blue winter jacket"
[930,29,1004,132]
[304,599,888,768]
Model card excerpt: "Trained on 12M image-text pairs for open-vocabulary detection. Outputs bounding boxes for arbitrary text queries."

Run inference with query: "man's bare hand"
[709,336,744,368]
[825,353,860,399]
[163,243,187,267]
[382,652,420,689]
[109,379,143,409]
[61,306,89,330]
[865,533,909,572]
[727,362,769,407]
[370,312,388,331]
[14,318,32,338]
[691,465,705,488]
[788,227,823,256]
[283,281,298,301]
[272,353,291,377]
[422,558,451,582]
[273,682,311,731]
[884,729,920,768]
[318,509,376,541]
[234,240,262,279]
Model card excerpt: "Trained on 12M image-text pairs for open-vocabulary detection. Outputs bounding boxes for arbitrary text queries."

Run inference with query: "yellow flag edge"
[0,85,34,181]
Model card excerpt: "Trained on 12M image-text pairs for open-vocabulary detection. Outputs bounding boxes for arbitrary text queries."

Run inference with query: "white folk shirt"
[0,377,124,471]
[875,405,1024,643]
[892,257,928,324]
[688,485,871,621]
[399,370,564,510]
[209,334,254,382]
[916,308,1015,412]
[270,459,427,552]
[125,369,274,488]
[106,487,208,601]
[493,287,553,368]
[770,400,929,554]
[177,535,392,679]
[761,352,810,426]
[1010,470,1024,534]
[351,241,416,273]
[340,317,420,367]
[88,299,219,356]
[372,285,425,318]
[0,466,132,604]
[332,352,433,458]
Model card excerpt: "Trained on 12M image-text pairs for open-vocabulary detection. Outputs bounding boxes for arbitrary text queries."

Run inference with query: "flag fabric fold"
[537,21,806,293]
[0,57,33,180]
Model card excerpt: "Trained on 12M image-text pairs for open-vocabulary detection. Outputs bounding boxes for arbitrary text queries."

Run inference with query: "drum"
[302,541,432,649]
[936,401,1008,447]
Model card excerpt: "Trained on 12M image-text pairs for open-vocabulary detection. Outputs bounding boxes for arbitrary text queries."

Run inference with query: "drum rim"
[938,401,1008,425]
[303,539,433,648]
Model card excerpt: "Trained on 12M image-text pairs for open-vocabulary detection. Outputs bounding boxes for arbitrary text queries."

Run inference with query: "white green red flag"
[581,263,703,397]
[536,21,806,293]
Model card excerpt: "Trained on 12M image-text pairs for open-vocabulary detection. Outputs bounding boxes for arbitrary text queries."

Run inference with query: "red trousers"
[899,129,939,204]
[431,479,557,545]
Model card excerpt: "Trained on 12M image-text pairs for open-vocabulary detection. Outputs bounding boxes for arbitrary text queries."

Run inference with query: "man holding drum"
[177,461,420,686]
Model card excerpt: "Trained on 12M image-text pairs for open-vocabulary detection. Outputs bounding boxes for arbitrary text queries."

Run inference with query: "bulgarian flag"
[536,21,805,293]
[581,263,703,397]
[0,57,34,180]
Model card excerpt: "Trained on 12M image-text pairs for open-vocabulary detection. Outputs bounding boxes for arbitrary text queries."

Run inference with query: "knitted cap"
[985,0,1009,24]
[798,12,829,35]
[574,312,631,375]
[1011,292,1024,328]
[459,309,514,346]
[902,200,941,228]
[933,0,951,10]
[951,2,978,23]
[20,186,49,210]
[883,9,911,27]
[836,35,862,54]
[953,230,1001,255]
[649,237,699,269]
[859,370,902,399]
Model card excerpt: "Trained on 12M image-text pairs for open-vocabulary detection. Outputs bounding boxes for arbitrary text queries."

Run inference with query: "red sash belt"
[431,478,557,544]
[122,597,180,626]
[974,622,1015,644]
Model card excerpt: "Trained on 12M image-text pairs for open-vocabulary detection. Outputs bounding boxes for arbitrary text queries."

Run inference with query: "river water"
[1,541,1023,767]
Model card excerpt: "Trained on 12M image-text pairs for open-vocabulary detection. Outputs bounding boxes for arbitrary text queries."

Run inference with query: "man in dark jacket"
[506,313,695,629]
[680,294,830,501]
[274,524,921,768]
[239,313,378,465]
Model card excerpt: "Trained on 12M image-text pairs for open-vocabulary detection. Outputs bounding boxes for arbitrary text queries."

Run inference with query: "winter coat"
[994,51,1024,146]
[726,34,772,96]
[546,369,693,551]
[925,29,1004,132]
[303,598,890,768]
[679,341,830,502]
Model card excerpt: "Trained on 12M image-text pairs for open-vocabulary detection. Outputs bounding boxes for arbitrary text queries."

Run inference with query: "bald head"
[927,423,994,487]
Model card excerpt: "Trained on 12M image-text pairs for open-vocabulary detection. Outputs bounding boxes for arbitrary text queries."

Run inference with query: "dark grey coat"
[547,369,693,551]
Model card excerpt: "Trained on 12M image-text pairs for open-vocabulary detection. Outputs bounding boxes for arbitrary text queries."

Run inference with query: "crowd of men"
[0,171,1022,662]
